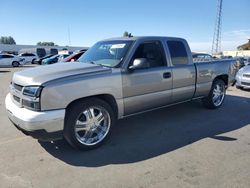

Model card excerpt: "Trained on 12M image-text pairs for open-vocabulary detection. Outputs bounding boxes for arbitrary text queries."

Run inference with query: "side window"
[167,41,188,65]
[26,53,35,56]
[2,55,13,58]
[132,41,166,68]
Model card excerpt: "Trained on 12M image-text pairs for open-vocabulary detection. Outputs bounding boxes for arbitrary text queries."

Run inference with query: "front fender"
[40,70,123,112]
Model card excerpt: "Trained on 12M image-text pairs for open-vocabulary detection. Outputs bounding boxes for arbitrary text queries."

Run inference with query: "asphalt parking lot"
[0,66,250,188]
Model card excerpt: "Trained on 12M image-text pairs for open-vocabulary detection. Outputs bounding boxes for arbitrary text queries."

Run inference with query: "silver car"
[236,65,250,89]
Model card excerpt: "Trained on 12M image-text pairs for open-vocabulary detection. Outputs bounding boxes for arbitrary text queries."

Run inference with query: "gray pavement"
[0,66,250,188]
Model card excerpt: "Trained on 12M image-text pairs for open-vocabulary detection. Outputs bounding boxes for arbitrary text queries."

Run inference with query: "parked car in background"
[19,48,46,58]
[5,36,236,150]
[0,51,18,55]
[33,54,54,65]
[192,53,214,62]
[0,54,25,67]
[235,65,250,89]
[42,54,69,65]
[18,53,37,64]
[243,57,250,66]
[221,56,233,59]
[62,50,86,62]
[234,57,246,68]
[50,48,58,55]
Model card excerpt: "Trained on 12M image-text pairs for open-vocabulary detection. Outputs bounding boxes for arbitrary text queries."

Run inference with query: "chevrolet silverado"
[5,36,235,150]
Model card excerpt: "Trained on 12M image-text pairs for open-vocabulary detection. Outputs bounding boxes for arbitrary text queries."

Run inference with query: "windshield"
[49,54,59,59]
[77,40,133,67]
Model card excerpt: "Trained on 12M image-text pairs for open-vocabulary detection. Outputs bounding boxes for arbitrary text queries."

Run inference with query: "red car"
[62,50,87,62]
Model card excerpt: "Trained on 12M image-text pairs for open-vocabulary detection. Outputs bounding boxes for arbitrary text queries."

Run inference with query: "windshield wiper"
[88,61,96,65]
[88,61,111,68]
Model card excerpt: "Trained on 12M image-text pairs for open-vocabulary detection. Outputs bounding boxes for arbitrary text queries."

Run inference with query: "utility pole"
[212,0,223,55]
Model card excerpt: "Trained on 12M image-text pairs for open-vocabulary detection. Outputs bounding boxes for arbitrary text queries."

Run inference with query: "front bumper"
[5,93,65,141]
[236,75,250,89]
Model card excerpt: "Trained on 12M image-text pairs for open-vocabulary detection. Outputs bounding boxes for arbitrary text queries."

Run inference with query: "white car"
[236,65,250,89]
[0,54,25,67]
[18,53,37,64]
[243,57,250,66]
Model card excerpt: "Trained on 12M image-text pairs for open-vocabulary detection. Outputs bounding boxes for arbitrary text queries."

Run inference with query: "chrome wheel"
[74,106,111,146]
[212,83,225,107]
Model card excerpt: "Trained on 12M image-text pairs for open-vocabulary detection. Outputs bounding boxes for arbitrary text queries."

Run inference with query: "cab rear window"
[167,41,188,65]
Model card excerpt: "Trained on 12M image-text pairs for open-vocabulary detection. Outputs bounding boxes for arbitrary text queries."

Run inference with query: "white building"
[223,50,250,57]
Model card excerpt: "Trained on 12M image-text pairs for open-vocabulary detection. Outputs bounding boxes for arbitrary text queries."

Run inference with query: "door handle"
[163,72,171,79]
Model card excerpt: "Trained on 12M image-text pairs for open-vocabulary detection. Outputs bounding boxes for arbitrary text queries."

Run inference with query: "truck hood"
[12,62,111,86]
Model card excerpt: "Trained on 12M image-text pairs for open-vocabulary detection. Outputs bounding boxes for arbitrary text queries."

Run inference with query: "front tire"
[64,98,115,150]
[12,61,20,67]
[202,79,226,109]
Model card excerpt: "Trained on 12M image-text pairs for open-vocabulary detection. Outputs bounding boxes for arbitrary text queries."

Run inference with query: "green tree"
[37,41,56,46]
[237,39,250,50]
[123,31,133,37]
[0,36,16,44]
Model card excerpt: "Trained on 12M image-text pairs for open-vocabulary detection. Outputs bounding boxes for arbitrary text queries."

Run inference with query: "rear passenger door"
[166,40,196,102]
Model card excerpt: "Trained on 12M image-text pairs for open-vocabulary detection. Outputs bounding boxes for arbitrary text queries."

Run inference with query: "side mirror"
[129,58,149,70]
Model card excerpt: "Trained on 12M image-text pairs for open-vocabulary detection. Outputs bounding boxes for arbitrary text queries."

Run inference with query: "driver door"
[122,41,173,115]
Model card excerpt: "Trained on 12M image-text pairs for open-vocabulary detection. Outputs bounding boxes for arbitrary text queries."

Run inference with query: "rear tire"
[64,98,116,150]
[202,79,226,109]
[12,61,20,67]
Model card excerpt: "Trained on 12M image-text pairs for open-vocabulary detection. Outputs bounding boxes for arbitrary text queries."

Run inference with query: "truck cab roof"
[102,36,186,42]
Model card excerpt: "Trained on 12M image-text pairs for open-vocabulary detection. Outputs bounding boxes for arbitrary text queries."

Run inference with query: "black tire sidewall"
[203,79,226,109]
[12,61,19,67]
[64,98,115,150]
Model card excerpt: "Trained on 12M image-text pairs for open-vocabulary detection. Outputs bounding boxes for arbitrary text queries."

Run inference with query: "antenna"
[212,0,223,55]
[68,26,71,46]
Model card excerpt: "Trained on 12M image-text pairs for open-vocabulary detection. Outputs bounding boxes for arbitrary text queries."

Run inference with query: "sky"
[1,0,250,52]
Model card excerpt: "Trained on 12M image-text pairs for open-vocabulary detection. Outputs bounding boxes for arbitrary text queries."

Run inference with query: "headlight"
[23,86,42,97]
[22,86,43,111]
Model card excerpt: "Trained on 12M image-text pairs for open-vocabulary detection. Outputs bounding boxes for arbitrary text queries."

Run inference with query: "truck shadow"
[0,70,10,73]
[39,95,250,167]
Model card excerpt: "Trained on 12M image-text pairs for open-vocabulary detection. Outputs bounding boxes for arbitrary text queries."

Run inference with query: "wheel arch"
[214,74,228,88]
[65,94,119,119]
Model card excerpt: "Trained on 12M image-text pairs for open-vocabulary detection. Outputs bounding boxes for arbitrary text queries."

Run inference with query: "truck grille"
[13,95,21,103]
[243,74,250,78]
[10,82,24,107]
[13,83,23,92]
[241,82,250,86]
